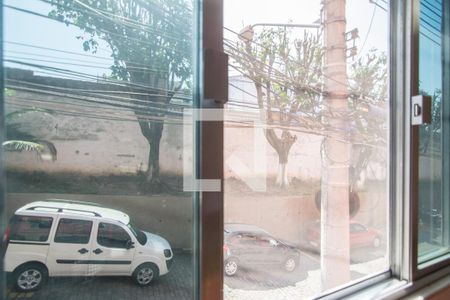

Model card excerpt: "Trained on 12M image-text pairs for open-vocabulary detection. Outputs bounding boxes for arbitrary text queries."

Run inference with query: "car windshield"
[127,221,147,245]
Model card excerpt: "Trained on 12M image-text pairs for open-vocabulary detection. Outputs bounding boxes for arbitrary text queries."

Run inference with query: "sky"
[4,0,439,95]
[224,0,390,59]
[5,0,389,76]
[4,0,113,78]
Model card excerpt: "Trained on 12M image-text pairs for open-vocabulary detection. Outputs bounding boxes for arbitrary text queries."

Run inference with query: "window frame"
[199,0,225,299]
[410,0,450,280]
[2,0,450,299]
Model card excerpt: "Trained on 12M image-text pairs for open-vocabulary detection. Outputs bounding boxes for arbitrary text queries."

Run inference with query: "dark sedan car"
[223,223,301,276]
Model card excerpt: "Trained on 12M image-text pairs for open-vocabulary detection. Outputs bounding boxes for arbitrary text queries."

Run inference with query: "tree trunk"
[265,129,296,188]
[276,146,290,187]
[136,117,165,192]
[129,70,171,193]
[146,121,164,183]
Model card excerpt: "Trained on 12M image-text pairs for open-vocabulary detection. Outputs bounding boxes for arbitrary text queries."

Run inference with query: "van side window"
[54,219,92,244]
[10,216,53,242]
[97,222,131,249]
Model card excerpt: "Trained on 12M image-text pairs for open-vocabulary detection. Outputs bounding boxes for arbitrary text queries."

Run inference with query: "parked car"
[223,223,300,276]
[306,220,381,250]
[3,199,173,291]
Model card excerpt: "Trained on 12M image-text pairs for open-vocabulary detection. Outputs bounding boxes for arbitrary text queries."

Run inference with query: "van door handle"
[93,248,103,255]
[78,248,89,254]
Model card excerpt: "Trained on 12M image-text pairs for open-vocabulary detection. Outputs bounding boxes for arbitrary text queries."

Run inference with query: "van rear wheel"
[14,263,48,292]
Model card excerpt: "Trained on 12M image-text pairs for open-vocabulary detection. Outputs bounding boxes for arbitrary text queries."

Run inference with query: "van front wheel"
[132,263,159,287]
[14,263,48,292]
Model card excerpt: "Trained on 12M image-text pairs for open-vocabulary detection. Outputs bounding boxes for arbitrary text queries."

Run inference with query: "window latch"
[411,95,432,125]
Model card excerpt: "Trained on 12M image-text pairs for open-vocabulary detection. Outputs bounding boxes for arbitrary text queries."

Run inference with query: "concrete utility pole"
[320,0,351,290]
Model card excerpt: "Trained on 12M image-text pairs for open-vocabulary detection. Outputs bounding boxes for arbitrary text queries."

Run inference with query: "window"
[416,0,448,266]
[54,219,92,244]
[2,0,200,297]
[9,216,53,242]
[4,0,450,299]
[97,222,131,249]
[224,0,390,298]
[258,236,279,247]
[351,223,367,233]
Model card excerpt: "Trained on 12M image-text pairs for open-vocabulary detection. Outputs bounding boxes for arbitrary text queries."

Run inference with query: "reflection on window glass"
[3,0,197,298]
[224,0,389,298]
[417,0,448,263]
[54,218,92,244]
[97,222,131,249]
[9,216,53,242]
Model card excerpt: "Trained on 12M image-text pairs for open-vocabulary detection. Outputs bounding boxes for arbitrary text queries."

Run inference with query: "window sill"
[342,265,450,300]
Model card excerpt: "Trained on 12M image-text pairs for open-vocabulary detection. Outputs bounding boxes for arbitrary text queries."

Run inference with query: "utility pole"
[321,0,351,290]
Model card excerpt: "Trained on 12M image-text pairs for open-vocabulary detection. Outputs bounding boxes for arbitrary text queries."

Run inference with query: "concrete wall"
[7,89,385,183]
[6,189,387,249]
[6,90,187,176]
[224,189,387,246]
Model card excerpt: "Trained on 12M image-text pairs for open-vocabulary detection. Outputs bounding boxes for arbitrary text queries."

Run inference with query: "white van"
[2,200,173,291]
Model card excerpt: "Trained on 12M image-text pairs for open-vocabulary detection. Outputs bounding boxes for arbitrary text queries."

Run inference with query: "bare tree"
[226,28,323,187]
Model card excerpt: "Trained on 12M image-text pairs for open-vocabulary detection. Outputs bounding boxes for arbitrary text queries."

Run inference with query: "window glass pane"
[9,216,53,242]
[97,222,131,249]
[417,0,448,264]
[3,0,199,298]
[224,0,389,297]
[54,218,92,244]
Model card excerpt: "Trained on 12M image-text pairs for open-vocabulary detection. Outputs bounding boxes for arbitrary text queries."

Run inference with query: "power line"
[4,41,175,73]
[4,54,174,76]
[36,0,192,42]
[6,83,187,117]
[5,58,191,96]
[224,26,353,93]
[224,39,323,95]
[7,77,192,107]
[4,4,192,57]
[354,2,377,61]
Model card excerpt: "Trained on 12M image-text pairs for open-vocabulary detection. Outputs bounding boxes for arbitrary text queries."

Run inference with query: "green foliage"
[48,0,193,89]
[349,49,388,103]
[348,49,388,143]
[3,140,45,152]
[5,88,16,97]
[4,108,58,161]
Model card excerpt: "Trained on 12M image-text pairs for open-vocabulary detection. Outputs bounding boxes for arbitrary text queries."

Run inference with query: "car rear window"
[54,218,92,244]
[10,215,53,242]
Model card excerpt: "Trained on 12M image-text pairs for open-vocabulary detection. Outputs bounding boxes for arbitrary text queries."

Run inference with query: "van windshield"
[127,221,147,245]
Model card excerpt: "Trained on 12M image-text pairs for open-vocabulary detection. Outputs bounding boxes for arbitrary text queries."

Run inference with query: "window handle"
[78,248,89,254]
[93,248,103,255]
[411,95,432,125]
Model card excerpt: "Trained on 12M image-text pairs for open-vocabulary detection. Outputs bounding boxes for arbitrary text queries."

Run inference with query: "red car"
[306,221,381,250]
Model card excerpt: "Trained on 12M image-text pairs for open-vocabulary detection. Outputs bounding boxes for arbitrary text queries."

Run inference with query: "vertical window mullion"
[200,0,225,300]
